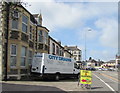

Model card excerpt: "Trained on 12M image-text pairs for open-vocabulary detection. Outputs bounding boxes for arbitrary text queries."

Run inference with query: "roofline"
[49,36,64,49]
[17,4,34,19]
[49,36,72,55]
[66,46,81,51]
[37,25,49,32]
[64,50,73,55]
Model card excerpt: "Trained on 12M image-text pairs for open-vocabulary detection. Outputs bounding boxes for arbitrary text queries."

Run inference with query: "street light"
[84,28,92,67]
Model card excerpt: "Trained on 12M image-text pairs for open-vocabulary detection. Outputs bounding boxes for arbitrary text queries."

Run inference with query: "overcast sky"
[24,0,118,61]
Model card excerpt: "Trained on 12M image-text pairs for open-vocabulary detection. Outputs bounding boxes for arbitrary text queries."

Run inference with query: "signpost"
[79,70,92,89]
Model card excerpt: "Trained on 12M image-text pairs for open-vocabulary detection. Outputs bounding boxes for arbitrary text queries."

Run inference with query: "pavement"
[2,80,85,92]
[2,83,67,92]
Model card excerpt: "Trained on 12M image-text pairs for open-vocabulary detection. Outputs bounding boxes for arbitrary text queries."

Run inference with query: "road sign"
[80,70,92,84]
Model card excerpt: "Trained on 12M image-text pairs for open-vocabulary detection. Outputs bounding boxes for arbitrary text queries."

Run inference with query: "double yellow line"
[99,73,120,82]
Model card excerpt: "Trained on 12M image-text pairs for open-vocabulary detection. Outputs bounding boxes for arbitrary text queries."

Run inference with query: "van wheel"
[55,74,60,81]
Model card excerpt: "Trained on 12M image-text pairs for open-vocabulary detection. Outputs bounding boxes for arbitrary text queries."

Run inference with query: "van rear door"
[31,53,43,73]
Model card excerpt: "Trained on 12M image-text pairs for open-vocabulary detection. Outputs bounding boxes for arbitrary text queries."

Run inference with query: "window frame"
[21,46,27,67]
[22,14,28,33]
[10,44,17,68]
[56,46,59,55]
[28,50,33,65]
[12,10,19,19]
[74,51,76,54]
[38,30,44,43]
[11,19,19,30]
[52,43,55,54]
[29,25,33,40]
[38,30,48,45]
[44,31,48,44]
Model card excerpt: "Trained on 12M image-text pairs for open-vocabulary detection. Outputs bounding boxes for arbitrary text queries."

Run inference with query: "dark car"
[90,68,96,71]
[86,67,96,71]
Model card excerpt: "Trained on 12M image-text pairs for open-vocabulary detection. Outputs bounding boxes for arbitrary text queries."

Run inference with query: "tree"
[89,57,92,60]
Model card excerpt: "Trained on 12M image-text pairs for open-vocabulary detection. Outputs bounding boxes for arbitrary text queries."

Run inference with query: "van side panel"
[43,54,74,74]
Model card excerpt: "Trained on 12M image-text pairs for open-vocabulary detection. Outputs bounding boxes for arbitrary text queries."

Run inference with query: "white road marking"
[93,73,116,92]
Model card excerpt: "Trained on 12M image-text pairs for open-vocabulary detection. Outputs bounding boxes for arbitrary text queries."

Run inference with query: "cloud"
[25,2,84,31]
[95,18,118,48]
[25,2,117,32]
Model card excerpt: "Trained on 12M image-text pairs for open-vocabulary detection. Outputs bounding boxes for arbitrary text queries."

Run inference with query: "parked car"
[91,68,96,71]
[97,68,106,71]
[86,67,96,71]
[102,68,108,71]
[108,68,115,71]
[98,68,103,71]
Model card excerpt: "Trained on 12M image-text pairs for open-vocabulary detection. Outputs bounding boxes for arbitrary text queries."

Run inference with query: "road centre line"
[93,73,116,92]
[100,74,118,84]
[102,72,118,76]
[99,73,119,83]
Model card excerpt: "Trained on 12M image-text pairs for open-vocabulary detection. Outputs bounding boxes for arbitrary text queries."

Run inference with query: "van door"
[31,54,43,73]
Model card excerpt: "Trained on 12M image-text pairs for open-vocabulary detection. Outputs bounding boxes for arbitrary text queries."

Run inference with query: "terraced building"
[1,2,49,80]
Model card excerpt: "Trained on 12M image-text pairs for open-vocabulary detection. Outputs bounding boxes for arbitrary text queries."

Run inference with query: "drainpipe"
[0,1,3,81]
[4,2,10,81]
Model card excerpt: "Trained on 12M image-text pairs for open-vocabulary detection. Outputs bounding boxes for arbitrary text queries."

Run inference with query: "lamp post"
[84,28,92,68]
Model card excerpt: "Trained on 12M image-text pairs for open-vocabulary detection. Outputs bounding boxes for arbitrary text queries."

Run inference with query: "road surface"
[1,71,119,92]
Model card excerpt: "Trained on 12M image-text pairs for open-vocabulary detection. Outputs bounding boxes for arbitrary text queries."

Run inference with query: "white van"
[31,53,80,80]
